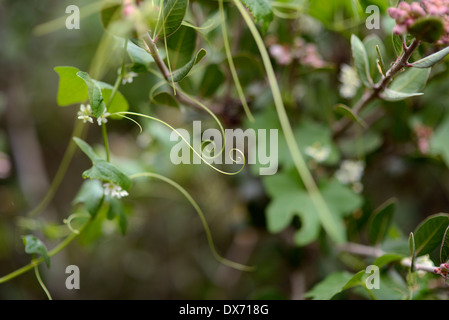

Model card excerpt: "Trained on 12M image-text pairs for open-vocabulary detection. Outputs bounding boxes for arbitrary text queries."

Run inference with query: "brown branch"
[333,39,421,139]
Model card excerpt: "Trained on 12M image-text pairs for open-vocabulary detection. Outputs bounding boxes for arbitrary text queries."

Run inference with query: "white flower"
[103,182,129,199]
[77,104,94,124]
[339,64,361,99]
[122,72,138,85]
[335,160,365,193]
[305,143,330,163]
[97,110,111,126]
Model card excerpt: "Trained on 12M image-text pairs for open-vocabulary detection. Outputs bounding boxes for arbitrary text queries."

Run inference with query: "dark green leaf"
[440,226,449,264]
[73,137,100,163]
[305,271,354,300]
[83,160,132,191]
[412,45,449,68]
[409,16,444,43]
[414,213,449,256]
[154,0,189,38]
[73,180,104,217]
[22,235,50,268]
[171,48,206,82]
[373,253,404,268]
[151,91,180,108]
[241,0,274,32]
[200,64,224,97]
[369,198,396,245]
[54,66,88,106]
[166,25,197,70]
[76,71,106,117]
[351,34,372,88]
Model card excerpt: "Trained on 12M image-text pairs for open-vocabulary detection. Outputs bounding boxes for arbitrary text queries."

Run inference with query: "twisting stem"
[232,0,345,243]
[34,264,52,300]
[333,39,421,138]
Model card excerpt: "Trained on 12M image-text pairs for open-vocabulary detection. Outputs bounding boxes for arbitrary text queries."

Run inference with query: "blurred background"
[1,0,449,300]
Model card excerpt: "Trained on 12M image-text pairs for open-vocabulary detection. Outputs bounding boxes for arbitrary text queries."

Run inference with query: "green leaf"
[74,137,132,191]
[305,271,354,300]
[241,0,274,32]
[22,235,50,268]
[171,48,206,82]
[414,213,449,256]
[73,180,104,217]
[389,67,430,94]
[334,103,367,128]
[373,253,404,268]
[151,91,180,108]
[392,34,403,58]
[342,270,366,290]
[73,137,100,163]
[126,40,155,73]
[412,46,449,68]
[200,64,225,97]
[351,34,372,88]
[440,226,449,264]
[264,173,361,246]
[369,198,396,245]
[54,66,88,106]
[409,232,416,271]
[408,16,444,43]
[107,197,127,235]
[76,71,106,117]
[381,88,424,101]
[166,25,197,70]
[83,160,132,191]
[154,0,189,38]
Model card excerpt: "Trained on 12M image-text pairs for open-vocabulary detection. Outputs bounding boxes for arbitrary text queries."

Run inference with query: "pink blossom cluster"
[268,38,326,68]
[388,0,449,44]
[434,263,449,279]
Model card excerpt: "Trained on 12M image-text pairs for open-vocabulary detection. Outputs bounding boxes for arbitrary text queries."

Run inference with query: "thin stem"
[333,39,420,138]
[131,172,255,271]
[0,219,90,284]
[102,123,110,162]
[34,264,52,300]
[232,0,345,243]
[28,119,85,217]
[219,0,255,122]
